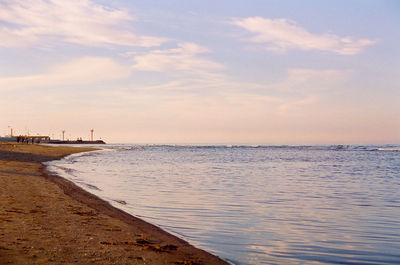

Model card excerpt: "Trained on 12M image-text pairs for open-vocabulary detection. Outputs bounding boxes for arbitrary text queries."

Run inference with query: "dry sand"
[0,142,228,264]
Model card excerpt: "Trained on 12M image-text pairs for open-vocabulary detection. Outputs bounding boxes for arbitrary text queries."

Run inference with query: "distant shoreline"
[47,140,106,144]
[0,142,227,264]
[0,137,106,145]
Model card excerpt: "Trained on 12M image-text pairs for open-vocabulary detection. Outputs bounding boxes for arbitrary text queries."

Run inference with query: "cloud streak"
[0,0,166,48]
[132,42,224,73]
[0,57,129,90]
[232,17,377,55]
[270,68,349,91]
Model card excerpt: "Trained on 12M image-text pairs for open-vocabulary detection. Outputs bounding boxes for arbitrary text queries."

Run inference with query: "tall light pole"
[62,130,65,141]
[90,129,94,141]
[8,126,13,137]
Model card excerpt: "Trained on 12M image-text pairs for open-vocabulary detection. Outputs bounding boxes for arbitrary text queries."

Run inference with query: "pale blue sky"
[1,0,399,143]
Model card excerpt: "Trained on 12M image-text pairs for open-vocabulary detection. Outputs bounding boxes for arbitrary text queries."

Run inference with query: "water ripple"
[47,145,400,264]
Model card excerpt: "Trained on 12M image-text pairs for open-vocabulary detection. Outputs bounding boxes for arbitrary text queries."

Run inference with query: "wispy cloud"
[232,17,377,55]
[0,57,129,90]
[117,66,346,117]
[270,68,349,91]
[0,0,166,47]
[132,42,224,73]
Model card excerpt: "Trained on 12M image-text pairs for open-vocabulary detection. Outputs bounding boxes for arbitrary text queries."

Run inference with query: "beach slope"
[0,143,227,264]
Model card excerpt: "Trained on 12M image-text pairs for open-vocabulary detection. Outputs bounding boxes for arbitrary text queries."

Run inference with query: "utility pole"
[90,129,94,141]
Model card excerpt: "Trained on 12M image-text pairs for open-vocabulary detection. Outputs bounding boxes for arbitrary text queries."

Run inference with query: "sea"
[46,144,400,265]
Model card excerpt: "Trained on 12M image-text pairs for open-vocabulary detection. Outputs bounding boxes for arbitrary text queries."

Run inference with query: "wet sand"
[0,142,227,264]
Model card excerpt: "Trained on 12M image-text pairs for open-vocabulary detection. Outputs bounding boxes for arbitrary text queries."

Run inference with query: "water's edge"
[43,149,230,264]
[44,145,400,265]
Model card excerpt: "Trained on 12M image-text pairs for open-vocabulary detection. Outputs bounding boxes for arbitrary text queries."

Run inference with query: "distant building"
[0,137,17,142]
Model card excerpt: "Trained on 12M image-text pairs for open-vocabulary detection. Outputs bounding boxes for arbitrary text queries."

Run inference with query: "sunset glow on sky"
[1,0,399,144]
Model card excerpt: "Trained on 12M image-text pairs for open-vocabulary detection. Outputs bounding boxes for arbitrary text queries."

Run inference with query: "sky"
[1,0,399,144]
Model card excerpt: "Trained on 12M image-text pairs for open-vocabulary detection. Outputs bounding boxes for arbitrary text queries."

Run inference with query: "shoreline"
[0,142,227,264]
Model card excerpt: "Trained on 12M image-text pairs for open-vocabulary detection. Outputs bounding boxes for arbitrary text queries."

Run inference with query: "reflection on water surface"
[48,145,400,264]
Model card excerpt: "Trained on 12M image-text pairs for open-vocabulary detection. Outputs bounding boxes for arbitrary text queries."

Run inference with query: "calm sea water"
[47,145,400,264]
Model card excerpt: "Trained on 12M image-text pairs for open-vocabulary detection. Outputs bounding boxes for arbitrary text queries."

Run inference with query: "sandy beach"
[0,142,227,264]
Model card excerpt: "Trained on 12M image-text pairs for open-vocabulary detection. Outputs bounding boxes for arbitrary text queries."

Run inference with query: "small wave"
[54,165,76,174]
[117,147,145,151]
[83,183,102,191]
[78,152,99,157]
[99,145,145,151]
[73,180,102,191]
[113,199,127,205]
[376,148,400,152]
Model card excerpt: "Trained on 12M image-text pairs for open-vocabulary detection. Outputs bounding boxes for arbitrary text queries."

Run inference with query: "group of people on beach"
[16,137,38,144]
